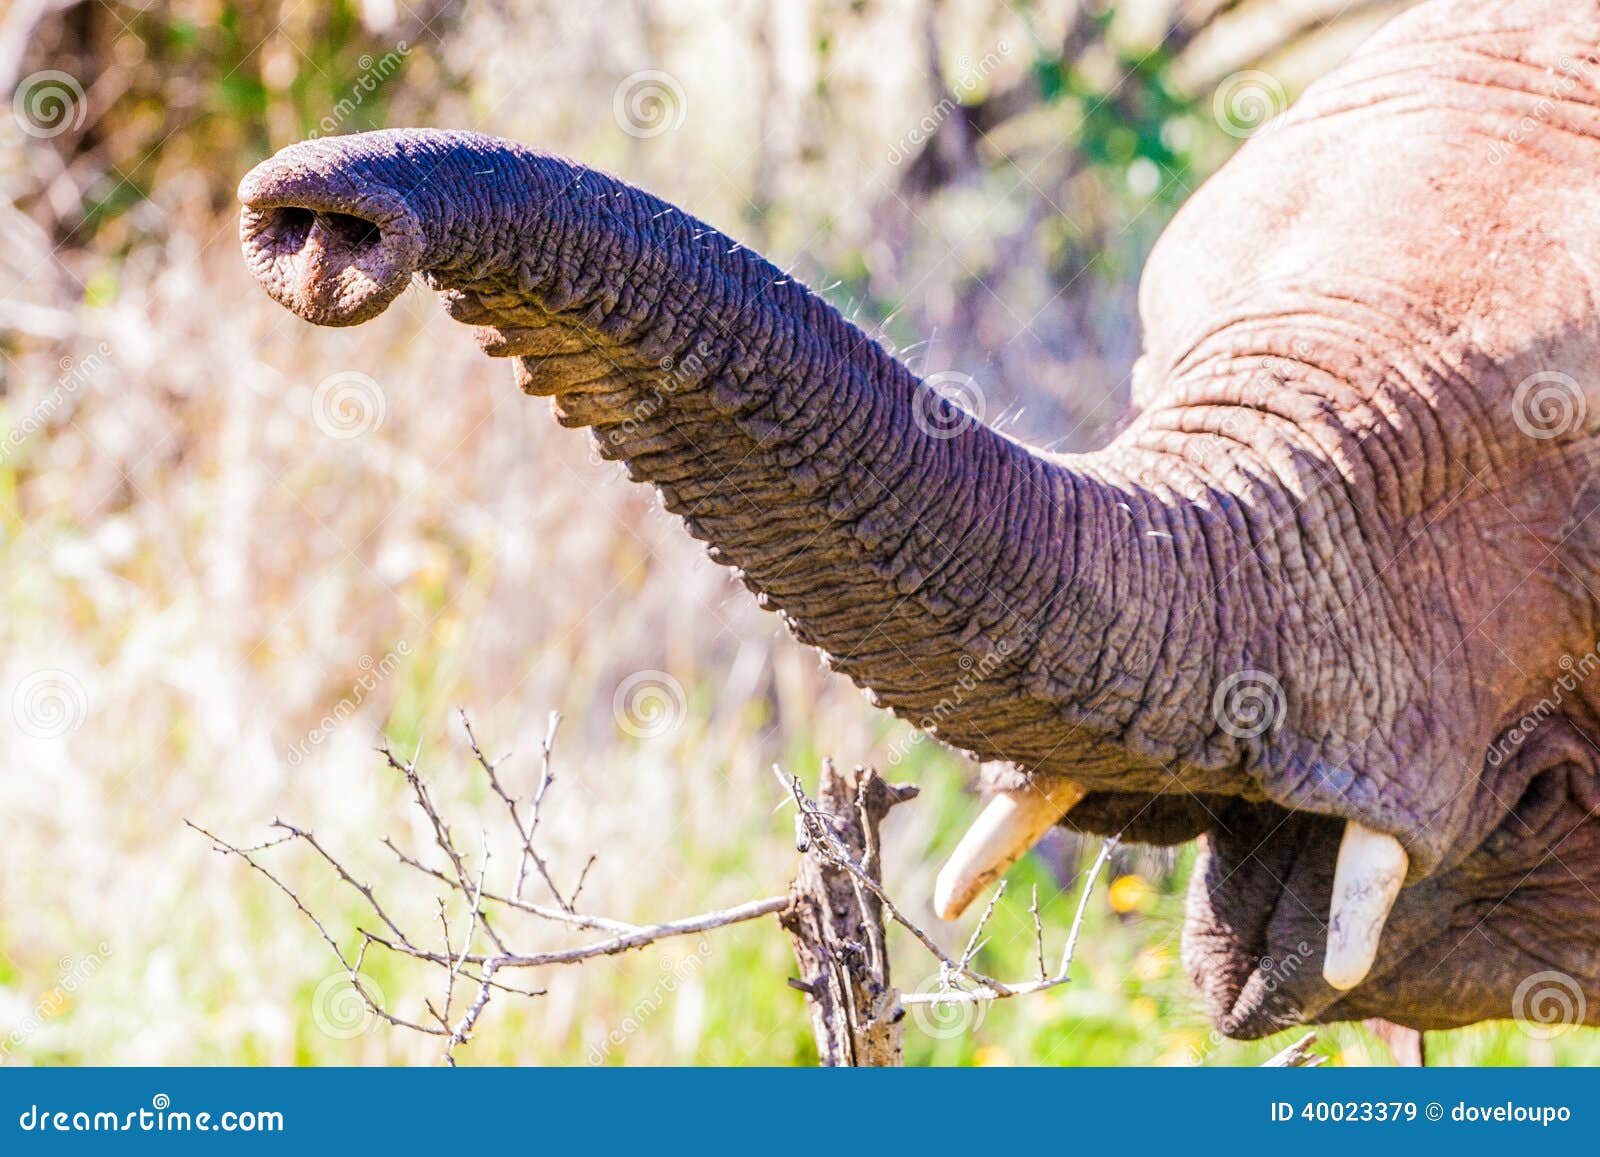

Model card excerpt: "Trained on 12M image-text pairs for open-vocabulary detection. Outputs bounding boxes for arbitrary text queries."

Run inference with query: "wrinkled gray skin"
[240,0,1600,1037]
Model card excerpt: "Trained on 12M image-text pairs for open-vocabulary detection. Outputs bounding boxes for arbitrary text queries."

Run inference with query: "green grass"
[27,723,1583,1068]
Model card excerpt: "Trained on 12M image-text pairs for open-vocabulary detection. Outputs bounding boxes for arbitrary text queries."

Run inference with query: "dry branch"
[780,760,918,1066]
[194,711,1168,1066]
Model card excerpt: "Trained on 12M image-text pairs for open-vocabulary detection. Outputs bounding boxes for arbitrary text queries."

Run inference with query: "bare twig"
[1263,1032,1326,1068]
[1030,884,1047,982]
[361,894,791,969]
[195,713,786,1063]
[775,763,1122,1007]
[199,711,1146,1063]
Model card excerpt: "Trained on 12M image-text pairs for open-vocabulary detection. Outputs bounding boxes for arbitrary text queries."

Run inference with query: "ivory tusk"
[1323,821,1408,991]
[933,779,1086,921]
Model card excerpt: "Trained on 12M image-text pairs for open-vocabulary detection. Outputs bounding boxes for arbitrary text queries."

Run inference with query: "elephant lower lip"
[1183,805,1346,1038]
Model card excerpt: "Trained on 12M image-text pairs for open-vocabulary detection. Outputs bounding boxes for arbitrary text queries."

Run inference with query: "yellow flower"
[40,987,70,1017]
[1132,943,1172,981]
[1108,873,1153,915]
[973,1044,1012,1067]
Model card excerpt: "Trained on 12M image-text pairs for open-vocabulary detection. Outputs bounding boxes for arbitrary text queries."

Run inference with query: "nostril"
[261,206,315,254]
[238,171,422,327]
[253,207,382,258]
[319,211,382,250]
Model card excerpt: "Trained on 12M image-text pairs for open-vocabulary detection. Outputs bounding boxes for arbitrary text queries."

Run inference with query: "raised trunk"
[238,129,1242,791]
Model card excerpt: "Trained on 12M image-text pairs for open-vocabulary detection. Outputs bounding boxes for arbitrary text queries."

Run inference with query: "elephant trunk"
[237,129,1240,793]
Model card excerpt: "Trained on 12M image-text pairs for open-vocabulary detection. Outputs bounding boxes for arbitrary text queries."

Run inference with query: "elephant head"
[239,0,1600,1038]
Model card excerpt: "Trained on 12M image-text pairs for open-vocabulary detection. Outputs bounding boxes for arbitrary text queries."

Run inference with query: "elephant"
[238,0,1600,1040]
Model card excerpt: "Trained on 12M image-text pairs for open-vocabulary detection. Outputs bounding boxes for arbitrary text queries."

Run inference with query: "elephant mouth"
[1181,763,1600,1038]
[1181,804,1345,1039]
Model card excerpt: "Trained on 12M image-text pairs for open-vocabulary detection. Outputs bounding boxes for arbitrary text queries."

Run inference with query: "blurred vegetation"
[4,0,1592,1066]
